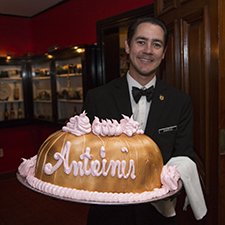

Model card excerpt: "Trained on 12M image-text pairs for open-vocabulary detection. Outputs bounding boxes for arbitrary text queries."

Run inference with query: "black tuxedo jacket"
[83,74,195,163]
[82,74,195,224]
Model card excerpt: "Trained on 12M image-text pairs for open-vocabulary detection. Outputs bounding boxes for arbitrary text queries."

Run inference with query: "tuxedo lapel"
[112,75,133,117]
[145,78,168,136]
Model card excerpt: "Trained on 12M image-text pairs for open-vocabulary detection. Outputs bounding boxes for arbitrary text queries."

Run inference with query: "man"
[83,17,195,225]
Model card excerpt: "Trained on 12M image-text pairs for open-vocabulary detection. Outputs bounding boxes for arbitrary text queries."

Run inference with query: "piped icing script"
[44,141,136,179]
[45,112,141,180]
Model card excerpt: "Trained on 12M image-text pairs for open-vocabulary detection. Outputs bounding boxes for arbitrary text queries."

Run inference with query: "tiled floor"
[0,172,89,225]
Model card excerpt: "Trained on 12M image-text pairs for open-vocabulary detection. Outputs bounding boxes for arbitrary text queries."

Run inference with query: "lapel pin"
[159,95,164,101]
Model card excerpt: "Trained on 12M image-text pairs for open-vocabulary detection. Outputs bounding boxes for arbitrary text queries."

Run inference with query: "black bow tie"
[132,86,154,103]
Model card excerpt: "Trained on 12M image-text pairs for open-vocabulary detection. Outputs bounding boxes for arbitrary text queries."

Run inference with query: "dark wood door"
[96,4,154,85]
[155,0,221,224]
[218,0,225,224]
[101,28,121,84]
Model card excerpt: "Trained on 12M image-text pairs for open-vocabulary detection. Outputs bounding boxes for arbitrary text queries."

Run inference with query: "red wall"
[0,15,33,57]
[0,125,59,173]
[0,0,153,56]
[0,0,153,173]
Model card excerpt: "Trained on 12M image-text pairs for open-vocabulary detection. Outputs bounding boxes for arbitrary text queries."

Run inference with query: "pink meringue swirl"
[18,155,37,177]
[92,117,123,136]
[63,113,143,137]
[161,165,181,191]
[92,116,102,135]
[91,115,143,137]
[112,119,123,136]
[120,115,144,136]
[62,111,91,136]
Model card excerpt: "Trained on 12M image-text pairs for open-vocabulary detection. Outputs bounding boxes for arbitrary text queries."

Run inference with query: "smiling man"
[125,21,166,85]
[83,17,196,225]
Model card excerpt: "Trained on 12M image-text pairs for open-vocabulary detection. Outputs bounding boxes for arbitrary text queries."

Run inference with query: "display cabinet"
[30,44,100,124]
[0,57,32,126]
[0,44,100,128]
[53,48,84,123]
[30,54,53,122]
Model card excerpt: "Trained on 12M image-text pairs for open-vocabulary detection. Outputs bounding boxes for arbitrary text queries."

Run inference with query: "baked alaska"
[18,111,180,203]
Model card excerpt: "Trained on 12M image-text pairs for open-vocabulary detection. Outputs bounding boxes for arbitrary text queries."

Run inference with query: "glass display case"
[55,48,84,123]
[0,57,26,122]
[0,45,100,127]
[30,44,100,125]
[31,55,53,121]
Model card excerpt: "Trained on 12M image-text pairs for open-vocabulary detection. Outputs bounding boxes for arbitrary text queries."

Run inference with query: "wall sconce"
[76,48,85,53]
[48,45,59,52]
[45,53,53,59]
[6,52,11,60]
[47,54,53,59]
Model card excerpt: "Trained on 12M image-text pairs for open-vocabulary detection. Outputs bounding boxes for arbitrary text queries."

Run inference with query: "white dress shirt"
[127,72,207,220]
[127,71,156,131]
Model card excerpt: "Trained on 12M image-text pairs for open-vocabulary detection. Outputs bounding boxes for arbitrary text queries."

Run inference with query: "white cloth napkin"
[152,156,207,220]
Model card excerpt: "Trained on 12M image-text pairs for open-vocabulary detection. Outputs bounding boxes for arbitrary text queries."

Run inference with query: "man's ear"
[125,39,130,54]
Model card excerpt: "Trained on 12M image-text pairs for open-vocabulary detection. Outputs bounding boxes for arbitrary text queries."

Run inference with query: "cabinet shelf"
[58,99,83,103]
[56,73,82,77]
[0,77,22,81]
[0,100,24,104]
[32,76,50,80]
[33,99,52,103]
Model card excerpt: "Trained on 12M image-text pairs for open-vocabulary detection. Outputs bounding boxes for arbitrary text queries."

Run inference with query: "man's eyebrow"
[152,38,164,45]
[135,36,148,41]
[135,36,164,45]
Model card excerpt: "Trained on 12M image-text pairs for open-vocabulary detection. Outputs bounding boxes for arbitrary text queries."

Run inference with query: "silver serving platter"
[17,173,183,205]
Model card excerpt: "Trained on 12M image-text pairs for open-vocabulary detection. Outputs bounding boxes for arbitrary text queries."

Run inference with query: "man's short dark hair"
[127,17,168,51]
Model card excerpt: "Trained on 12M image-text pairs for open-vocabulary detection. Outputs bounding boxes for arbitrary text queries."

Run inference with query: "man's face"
[125,22,166,80]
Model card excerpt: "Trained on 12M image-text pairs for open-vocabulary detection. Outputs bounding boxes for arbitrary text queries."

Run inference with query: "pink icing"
[120,115,144,136]
[26,175,176,203]
[19,154,181,203]
[62,112,144,137]
[18,155,37,177]
[91,115,144,137]
[92,116,102,135]
[92,117,122,136]
[112,120,123,136]
[43,141,136,179]
[62,111,91,136]
[101,120,109,136]
[161,165,181,191]
[106,119,116,136]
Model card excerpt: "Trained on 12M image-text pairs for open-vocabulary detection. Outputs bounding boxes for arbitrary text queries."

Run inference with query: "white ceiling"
[0,0,66,17]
